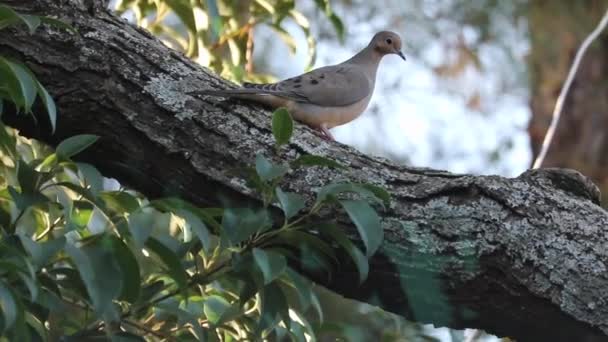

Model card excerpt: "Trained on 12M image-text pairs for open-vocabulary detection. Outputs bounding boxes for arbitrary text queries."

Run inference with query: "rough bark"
[528,0,608,207]
[1,1,608,340]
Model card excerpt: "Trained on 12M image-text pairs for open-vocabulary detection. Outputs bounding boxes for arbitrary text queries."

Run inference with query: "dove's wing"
[242,64,371,107]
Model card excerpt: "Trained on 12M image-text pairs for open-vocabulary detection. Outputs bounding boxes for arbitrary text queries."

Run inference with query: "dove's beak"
[397,51,406,61]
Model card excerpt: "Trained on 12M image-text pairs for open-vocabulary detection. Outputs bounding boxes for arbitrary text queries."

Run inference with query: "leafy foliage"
[0,12,389,336]
[112,0,345,82]
[0,4,395,340]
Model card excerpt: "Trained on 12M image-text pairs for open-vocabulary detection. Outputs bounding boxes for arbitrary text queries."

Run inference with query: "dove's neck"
[344,46,383,85]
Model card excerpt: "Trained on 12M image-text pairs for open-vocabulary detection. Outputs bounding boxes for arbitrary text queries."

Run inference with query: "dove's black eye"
[386,38,392,44]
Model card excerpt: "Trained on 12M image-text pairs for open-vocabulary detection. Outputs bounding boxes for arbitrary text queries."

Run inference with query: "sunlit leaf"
[176,208,211,252]
[145,237,188,290]
[0,121,16,158]
[76,162,104,195]
[163,0,196,33]
[100,191,140,214]
[71,200,93,227]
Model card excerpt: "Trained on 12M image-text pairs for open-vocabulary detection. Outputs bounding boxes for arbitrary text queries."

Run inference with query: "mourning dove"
[196,31,405,141]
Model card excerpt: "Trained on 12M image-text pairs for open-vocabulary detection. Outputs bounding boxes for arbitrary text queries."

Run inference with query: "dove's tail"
[193,82,308,102]
[194,88,265,97]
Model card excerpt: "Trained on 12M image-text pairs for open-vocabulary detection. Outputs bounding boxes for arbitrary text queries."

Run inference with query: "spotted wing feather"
[243,64,371,107]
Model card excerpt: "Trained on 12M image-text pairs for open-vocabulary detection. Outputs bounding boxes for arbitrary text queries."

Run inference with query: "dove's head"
[371,31,406,61]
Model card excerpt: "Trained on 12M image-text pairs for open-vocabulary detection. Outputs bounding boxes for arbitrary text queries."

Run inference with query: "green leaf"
[109,236,141,302]
[273,230,337,263]
[0,281,18,331]
[255,154,288,182]
[54,181,103,208]
[312,0,345,41]
[0,122,16,159]
[71,200,93,227]
[100,191,140,214]
[65,238,122,318]
[270,25,297,54]
[206,0,222,38]
[154,301,205,340]
[284,268,322,320]
[56,134,99,159]
[0,57,36,110]
[275,188,305,220]
[149,197,222,231]
[258,282,289,333]
[18,235,66,269]
[145,237,188,289]
[272,107,293,146]
[76,162,104,195]
[321,224,369,283]
[203,295,231,325]
[358,183,391,208]
[0,5,40,33]
[17,159,43,193]
[40,17,77,33]
[221,207,270,246]
[24,311,47,342]
[0,5,21,30]
[339,200,383,257]
[253,248,287,285]
[128,209,155,248]
[176,209,211,252]
[292,154,344,169]
[8,186,49,212]
[34,79,57,133]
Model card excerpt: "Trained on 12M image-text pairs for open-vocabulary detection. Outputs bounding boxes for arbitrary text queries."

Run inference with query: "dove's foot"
[318,124,335,141]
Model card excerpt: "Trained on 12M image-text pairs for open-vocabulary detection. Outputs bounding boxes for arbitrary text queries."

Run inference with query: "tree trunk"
[528,0,608,206]
[1,1,608,340]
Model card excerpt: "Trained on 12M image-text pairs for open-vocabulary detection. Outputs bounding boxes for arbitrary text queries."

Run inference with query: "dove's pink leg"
[319,124,335,141]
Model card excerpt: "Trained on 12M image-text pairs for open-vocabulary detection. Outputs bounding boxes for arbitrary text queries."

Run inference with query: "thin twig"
[532,8,608,169]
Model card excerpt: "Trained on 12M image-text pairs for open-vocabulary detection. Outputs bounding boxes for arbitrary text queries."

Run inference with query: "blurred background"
[110,0,608,340]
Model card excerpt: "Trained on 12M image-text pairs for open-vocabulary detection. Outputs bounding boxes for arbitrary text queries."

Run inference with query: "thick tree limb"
[1,1,607,340]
